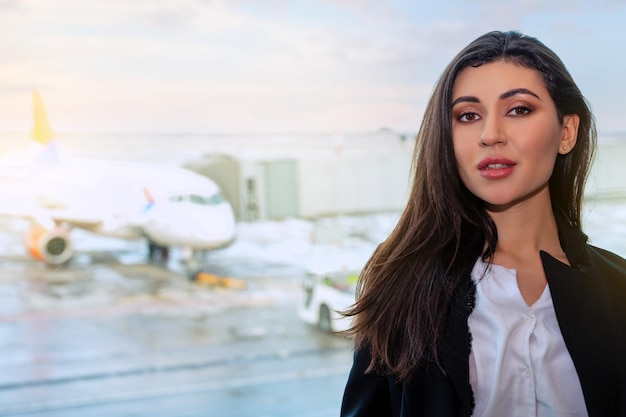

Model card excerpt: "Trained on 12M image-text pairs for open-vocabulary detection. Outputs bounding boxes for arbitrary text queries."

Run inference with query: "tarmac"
[0,230,354,416]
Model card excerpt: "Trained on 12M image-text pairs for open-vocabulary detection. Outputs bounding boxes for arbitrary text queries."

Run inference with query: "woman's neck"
[486,191,565,265]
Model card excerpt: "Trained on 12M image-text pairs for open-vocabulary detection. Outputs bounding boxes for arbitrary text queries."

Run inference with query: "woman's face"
[451,60,578,210]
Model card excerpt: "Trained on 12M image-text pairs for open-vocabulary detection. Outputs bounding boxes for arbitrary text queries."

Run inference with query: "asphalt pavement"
[0,246,354,417]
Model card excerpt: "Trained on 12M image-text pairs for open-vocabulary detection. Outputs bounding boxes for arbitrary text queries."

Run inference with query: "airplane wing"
[0,194,105,231]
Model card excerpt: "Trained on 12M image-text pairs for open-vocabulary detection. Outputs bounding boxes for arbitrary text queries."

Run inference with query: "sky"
[1,0,626,134]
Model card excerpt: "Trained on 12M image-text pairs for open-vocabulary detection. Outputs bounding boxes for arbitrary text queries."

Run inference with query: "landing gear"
[147,241,169,263]
[180,248,207,281]
[146,243,209,281]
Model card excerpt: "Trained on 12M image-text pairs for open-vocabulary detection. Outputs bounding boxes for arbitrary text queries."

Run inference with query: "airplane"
[0,91,236,276]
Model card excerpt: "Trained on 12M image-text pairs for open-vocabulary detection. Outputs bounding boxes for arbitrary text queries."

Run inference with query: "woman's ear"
[559,114,580,155]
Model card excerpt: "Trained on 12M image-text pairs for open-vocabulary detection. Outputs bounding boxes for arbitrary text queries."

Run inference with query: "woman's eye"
[508,106,531,116]
[457,112,480,122]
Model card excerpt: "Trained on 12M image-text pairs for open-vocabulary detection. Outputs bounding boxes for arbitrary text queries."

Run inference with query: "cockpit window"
[168,192,225,205]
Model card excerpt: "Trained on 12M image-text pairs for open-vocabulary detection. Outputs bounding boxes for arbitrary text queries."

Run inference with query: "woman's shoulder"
[585,244,626,281]
[587,244,626,266]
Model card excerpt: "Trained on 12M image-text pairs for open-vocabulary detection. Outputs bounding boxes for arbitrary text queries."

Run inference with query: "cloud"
[0,0,19,9]
[2,1,626,132]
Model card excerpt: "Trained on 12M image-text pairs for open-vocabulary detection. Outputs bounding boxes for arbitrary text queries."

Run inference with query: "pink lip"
[477,157,516,179]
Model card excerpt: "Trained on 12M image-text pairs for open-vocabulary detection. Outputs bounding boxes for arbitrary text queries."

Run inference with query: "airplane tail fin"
[30,90,59,164]
[31,90,55,145]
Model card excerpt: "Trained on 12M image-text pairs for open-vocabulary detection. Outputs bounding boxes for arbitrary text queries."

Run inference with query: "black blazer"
[340,223,626,417]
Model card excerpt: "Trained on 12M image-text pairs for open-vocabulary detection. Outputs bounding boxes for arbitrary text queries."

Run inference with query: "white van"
[297,269,359,333]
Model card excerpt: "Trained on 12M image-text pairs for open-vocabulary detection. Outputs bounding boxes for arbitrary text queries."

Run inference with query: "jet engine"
[24,225,73,265]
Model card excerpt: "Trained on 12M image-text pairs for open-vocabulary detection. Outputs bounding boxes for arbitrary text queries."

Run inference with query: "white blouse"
[468,259,588,417]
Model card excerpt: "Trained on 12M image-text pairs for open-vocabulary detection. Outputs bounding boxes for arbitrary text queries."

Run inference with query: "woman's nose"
[479,115,506,147]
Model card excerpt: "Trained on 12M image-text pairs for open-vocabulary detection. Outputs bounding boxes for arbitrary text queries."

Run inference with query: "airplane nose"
[193,209,236,242]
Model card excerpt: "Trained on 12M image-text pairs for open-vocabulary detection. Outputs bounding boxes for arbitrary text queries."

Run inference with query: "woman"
[340,31,626,417]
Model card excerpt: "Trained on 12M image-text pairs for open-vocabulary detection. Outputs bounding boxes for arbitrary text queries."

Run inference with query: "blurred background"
[0,1,625,416]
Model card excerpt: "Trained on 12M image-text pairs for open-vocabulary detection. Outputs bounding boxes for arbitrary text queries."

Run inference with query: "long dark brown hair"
[343,31,597,382]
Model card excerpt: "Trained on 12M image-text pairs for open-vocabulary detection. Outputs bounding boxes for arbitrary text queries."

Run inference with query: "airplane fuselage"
[32,158,237,250]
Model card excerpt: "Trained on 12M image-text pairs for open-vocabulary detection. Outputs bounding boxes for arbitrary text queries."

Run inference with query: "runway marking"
[0,293,285,323]
[0,365,351,415]
[0,346,349,390]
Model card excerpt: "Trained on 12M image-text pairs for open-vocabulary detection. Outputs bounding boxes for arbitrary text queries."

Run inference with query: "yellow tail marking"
[31,90,54,145]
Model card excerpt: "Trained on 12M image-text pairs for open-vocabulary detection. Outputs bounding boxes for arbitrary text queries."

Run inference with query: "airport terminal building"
[181,130,414,221]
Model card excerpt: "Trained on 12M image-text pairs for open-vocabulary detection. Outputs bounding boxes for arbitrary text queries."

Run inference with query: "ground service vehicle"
[298,269,359,333]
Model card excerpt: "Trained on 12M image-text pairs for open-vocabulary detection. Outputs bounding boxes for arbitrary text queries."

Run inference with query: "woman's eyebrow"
[451,96,479,107]
[499,88,541,100]
[451,88,542,108]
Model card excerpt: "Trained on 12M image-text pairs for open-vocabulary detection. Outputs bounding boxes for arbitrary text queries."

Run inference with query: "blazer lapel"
[542,251,620,417]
